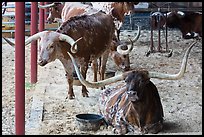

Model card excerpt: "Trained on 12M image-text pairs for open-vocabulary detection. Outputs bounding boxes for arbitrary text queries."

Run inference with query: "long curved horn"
[117,25,141,55]
[67,52,130,88]
[2,37,15,47]
[38,3,55,8]
[2,32,45,47]
[148,41,197,80]
[3,31,79,53]
[58,34,82,53]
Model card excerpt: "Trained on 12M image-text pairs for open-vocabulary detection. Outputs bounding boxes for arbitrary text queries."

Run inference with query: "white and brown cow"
[68,41,197,134]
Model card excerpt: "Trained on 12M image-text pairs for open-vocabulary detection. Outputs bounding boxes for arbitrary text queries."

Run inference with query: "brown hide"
[166,11,202,39]
[55,12,115,98]
[99,71,164,134]
[56,12,114,61]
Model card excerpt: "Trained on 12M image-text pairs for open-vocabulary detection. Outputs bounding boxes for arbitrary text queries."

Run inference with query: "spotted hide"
[99,71,164,135]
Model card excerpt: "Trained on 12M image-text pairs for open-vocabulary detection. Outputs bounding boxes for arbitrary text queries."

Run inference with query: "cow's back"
[57,11,115,60]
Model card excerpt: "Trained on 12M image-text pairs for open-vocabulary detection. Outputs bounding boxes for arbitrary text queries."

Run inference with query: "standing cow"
[3,11,137,99]
[67,41,197,134]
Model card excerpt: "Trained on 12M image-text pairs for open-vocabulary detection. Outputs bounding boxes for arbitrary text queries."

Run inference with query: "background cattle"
[91,2,139,40]
[38,2,99,24]
[165,10,202,39]
[67,41,197,134]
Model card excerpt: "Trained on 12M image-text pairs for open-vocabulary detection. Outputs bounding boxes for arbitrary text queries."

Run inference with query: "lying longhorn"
[67,41,197,134]
[3,11,138,99]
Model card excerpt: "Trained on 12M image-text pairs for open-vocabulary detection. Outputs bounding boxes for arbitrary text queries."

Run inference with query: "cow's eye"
[50,45,54,49]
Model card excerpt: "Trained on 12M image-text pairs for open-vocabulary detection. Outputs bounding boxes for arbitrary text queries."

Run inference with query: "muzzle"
[38,59,48,66]
[127,90,139,102]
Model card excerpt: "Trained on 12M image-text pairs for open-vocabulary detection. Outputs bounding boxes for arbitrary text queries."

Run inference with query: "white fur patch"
[195,12,202,15]
[186,32,191,36]
[193,32,199,37]
[177,11,185,16]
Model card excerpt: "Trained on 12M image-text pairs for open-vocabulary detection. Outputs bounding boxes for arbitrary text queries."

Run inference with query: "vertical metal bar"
[150,16,154,51]
[165,13,168,51]
[44,2,49,22]
[15,2,25,135]
[39,2,45,31]
[157,16,161,51]
[129,13,133,30]
[31,2,38,83]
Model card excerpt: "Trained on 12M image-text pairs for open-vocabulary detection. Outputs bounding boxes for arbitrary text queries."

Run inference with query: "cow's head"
[39,2,64,23]
[3,31,80,66]
[111,2,137,22]
[110,40,130,71]
[125,71,150,102]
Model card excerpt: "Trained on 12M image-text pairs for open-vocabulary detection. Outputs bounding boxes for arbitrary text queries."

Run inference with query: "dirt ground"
[2,29,202,135]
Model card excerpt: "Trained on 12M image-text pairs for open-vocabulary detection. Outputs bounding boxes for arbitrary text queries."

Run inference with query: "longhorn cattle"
[38,2,99,24]
[165,10,202,39]
[90,2,140,73]
[39,2,141,73]
[3,11,137,99]
[67,41,197,134]
[91,2,139,40]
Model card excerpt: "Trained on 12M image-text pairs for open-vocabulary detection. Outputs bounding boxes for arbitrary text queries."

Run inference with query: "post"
[157,15,161,52]
[15,2,25,135]
[150,15,154,52]
[31,2,38,83]
[44,2,49,22]
[39,2,45,31]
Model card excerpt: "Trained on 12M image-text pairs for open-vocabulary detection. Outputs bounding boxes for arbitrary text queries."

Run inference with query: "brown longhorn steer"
[67,41,197,134]
[3,11,136,99]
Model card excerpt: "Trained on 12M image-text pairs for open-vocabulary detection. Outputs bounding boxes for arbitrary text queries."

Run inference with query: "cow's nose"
[127,90,139,102]
[127,91,136,95]
[38,59,47,66]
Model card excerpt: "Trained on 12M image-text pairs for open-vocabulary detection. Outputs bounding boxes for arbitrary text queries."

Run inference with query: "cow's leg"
[62,60,75,99]
[124,54,130,71]
[91,59,98,82]
[99,52,109,90]
[80,64,89,97]
[112,108,128,134]
[65,70,75,99]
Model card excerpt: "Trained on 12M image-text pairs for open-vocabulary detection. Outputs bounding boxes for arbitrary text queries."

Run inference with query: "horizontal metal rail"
[134,7,202,12]
[2,21,31,25]
[2,28,57,33]
[2,4,31,9]
[2,13,31,17]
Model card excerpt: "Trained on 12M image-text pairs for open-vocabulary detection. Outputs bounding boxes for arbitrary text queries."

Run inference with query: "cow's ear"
[139,74,150,87]
[124,75,130,83]
[125,71,135,83]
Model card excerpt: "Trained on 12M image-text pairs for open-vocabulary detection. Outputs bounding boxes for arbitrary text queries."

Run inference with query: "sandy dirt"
[2,29,202,135]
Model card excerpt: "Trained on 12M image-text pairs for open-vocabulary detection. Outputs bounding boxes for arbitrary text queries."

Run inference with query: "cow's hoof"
[82,92,89,97]
[101,86,105,90]
[67,94,75,99]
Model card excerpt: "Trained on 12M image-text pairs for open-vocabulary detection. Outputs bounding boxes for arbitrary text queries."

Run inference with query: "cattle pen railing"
[2,3,202,38]
[2,3,60,38]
